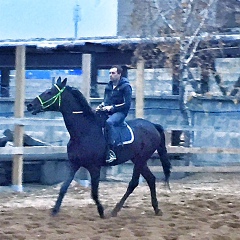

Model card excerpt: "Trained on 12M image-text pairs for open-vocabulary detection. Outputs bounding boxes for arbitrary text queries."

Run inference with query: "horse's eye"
[46,90,52,95]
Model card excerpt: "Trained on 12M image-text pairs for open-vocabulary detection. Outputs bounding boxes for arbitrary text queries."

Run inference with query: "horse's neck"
[59,95,101,137]
[61,112,99,138]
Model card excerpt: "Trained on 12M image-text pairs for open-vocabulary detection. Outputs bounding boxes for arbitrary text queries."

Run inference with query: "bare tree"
[119,0,239,145]
[122,0,239,124]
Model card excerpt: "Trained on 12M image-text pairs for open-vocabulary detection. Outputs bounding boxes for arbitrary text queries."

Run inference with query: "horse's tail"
[154,124,171,187]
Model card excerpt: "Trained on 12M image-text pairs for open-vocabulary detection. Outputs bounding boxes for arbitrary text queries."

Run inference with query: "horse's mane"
[66,86,95,117]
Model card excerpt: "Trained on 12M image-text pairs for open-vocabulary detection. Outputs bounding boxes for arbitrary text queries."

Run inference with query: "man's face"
[109,67,121,82]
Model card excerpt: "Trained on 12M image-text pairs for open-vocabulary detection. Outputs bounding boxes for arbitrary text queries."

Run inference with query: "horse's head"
[27,77,67,115]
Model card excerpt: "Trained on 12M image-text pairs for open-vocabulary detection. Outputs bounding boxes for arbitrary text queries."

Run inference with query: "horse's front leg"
[52,164,78,216]
[88,166,104,218]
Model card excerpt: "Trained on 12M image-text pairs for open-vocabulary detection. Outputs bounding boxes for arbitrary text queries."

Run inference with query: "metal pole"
[73,2,81,38]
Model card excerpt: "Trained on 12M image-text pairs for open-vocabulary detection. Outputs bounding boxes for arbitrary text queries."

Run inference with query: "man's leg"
[105,112,125,163]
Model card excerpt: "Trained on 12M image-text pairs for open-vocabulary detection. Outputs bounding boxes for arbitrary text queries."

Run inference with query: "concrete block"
[40,161,69,185]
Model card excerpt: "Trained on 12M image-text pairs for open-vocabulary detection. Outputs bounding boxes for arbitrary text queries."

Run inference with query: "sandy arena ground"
[0,173,240,240]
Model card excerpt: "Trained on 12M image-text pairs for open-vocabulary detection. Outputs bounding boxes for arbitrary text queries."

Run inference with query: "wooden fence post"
[77,53,92,185]
[82,54,91,102]
[135,58,145,118]
[12,45,26,192]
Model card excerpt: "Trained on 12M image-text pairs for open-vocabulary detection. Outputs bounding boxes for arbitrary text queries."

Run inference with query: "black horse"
[27,77,171,218]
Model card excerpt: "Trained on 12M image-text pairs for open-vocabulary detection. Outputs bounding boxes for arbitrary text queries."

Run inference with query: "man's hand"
[102,106,113,112]
[96,103,104,111]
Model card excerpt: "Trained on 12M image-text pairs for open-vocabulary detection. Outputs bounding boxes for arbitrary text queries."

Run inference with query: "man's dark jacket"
[104,77,132,116]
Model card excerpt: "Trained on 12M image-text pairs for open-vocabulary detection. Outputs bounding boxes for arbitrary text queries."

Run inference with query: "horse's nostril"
[27,103,33,110]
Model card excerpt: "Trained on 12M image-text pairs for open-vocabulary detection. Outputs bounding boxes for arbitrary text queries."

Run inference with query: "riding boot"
[105,123,117,163]
[106,144,116,163]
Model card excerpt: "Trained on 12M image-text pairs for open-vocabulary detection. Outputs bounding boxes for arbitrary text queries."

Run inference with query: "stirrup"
[106,150,116,163]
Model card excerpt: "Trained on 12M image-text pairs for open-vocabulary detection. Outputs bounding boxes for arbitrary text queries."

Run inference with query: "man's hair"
[111,65,123,74]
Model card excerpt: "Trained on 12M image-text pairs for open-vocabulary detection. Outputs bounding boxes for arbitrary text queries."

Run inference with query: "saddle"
[96,110,134,146]
[112,122,134,146]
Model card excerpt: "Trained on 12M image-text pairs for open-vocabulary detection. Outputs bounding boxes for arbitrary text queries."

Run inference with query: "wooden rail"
[0,117,240,132]
[149,165,240,173]
[1,117,240,174]
[1,145,240,160]
[1,146,240,173]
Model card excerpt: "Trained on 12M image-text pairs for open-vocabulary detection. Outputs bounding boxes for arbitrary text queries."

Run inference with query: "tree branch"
[183,0,216,62]
[153,0,175,31]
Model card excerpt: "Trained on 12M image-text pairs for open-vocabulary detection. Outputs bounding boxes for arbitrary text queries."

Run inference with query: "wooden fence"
[1,117,240,174]
[1,48,239,191]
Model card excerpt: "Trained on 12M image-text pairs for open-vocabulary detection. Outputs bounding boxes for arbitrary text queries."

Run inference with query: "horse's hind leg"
[111,165,141,217]
[52,164,78,216]
[141,165,162,216]
[156,127,171,184]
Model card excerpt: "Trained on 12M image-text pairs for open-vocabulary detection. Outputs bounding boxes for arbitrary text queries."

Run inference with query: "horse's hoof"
[155,209,163,216]
[51,208,59,217]
[111,210,118,217]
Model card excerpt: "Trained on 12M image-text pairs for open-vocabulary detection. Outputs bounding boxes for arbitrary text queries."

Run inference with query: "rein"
[37,84,66,110]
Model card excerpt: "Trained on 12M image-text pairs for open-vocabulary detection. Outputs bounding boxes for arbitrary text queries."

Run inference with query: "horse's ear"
[56,77,62,85]
[61,78,67,87]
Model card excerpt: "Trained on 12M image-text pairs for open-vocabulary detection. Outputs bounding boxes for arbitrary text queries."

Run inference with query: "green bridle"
[37,84,66,110]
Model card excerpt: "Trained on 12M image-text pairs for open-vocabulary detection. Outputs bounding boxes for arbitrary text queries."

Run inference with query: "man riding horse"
[27,76,171,218]
[96,65,132,163]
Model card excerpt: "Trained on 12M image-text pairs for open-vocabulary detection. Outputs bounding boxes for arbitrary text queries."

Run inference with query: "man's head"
[109,65,122,83]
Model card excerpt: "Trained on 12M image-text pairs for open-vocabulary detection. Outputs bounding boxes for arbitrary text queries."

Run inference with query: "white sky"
[0,0,117,40]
